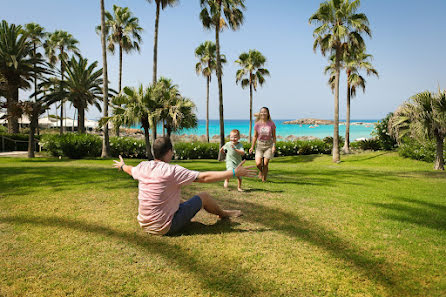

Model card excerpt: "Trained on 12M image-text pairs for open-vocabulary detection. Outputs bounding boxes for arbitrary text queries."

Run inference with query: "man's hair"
[230,129,240,137]
[153,137,173,159]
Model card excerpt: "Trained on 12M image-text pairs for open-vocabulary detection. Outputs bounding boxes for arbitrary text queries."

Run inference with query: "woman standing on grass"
[249,107,276,182]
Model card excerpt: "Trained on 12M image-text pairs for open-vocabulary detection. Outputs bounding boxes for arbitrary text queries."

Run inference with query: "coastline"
[123,119,377,143]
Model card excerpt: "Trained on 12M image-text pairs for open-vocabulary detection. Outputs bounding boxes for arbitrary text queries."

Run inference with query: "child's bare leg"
[223,178,229,188]
[237,177,243,192]
[197,192,242,218]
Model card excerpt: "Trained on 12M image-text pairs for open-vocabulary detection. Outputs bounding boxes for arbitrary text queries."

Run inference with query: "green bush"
[275,139,331,157]
[372,113,397,150]
[174,142,220,160]
[398,138,446,163]
[110,137,147,159]
[41,134,101,159]
[0,126,7,133]
[355,138,381,151]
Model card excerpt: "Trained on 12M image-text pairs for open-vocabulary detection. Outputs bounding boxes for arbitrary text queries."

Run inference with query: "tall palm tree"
[101,84,156,159]
[100,0,110,157]
[98,5,142,93]
[24,23,46,102]
[309,0,371,162]
[145,0,179,141]
[325,46,378,153]
[195,40,226,142]
[235,49,270,143]
[42,56,104,134]
[98,5,142,137]
[44,30,79,135]
[390,90,446,170]
[145,0,178,84]
[0,21,46,134]
[200,0,246,152]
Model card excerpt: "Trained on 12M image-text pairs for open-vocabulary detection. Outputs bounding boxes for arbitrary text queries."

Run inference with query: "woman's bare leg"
[262,158,271,182]
[256,156,263,179]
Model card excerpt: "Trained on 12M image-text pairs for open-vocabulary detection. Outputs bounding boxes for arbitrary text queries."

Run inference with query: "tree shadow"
[217,198,411,296]
[0,166,132,196]
[169,219,271,236]
[370,196,446,231]
[341,152,390,162]
[272,154,323,163]
[0,214,263,296]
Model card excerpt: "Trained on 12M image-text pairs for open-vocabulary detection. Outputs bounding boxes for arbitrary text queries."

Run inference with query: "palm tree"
[195,40,226,142]
[98,5,142,93]
[98,5,142,137]
[42,56,105,134]
[235,49,270,143]
[100,0,110,157]
[44,30,79,135]
[309,0,371,162]
[145,0,179,141]
[200,0,246,152]
[0,20,46,134]
[390,90,446,170]
[325,46,378,153]
[101,84,155,159]
[155,77,197,138]
[145,0,178,84]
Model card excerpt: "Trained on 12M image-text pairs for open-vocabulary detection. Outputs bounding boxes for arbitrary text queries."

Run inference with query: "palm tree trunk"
[206,75,210,143]
[78,108,85,134]
[141,116,153,160]
[249,74,253,143]
[27,112,37,158]
[33,42,39,136]
[343,79,351,154]
[434,132,444,170]
[7,87,19,134]
[152,1,160,84]
[100,0,110,157]
[59,49,64,135]
[215,2,225,160]
[332,50,341,163]
[116,44,123,137]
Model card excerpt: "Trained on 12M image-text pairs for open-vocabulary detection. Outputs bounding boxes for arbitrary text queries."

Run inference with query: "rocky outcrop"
[283,118,335,125]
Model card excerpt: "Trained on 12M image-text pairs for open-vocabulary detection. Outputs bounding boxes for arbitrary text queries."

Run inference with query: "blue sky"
[2,0,446,120]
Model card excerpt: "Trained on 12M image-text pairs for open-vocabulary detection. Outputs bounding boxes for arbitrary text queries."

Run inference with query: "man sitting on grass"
[113,137,257,236]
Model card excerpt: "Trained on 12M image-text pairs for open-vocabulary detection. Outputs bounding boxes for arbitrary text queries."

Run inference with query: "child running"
[220,129,245,192]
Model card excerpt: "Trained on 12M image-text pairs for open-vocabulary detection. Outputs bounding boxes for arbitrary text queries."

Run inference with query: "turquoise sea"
[172,119,377,141]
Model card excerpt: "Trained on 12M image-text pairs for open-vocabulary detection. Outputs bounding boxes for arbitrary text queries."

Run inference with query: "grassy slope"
[0,152,445,296]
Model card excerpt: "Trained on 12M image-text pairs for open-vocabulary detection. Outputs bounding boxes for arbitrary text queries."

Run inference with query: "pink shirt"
[254,120,276,141]
[131,160,199,235]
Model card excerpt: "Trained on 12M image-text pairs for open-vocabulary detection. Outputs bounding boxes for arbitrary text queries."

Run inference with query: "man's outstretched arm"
[113,155,133,176]
[195,160,257,183]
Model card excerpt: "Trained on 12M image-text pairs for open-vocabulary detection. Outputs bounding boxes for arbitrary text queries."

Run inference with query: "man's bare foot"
[220,209,243,218]
[223,180,228,188]
[237,188,244,192]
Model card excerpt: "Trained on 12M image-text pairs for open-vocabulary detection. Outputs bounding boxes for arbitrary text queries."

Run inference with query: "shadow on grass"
[272,154,323,163]
[218,198,411,296]
[370,196,446,231]
[0,166,131,196]
[341,152,390,162]
[171,220,271,236]
[0,214,263,296]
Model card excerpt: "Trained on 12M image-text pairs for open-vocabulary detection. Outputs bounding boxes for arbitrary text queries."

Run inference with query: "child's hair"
[255,107,272,122]
[230,129,240,137]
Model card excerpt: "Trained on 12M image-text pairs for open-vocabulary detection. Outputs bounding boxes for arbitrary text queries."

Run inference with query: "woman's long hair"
[255,107,272,122]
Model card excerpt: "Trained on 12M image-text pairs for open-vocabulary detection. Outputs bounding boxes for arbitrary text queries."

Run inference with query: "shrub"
[372,113,397,150]
[355,138,381,151]
[275,139,331,157]
[110,137,147,159]
[398,137,446,163]
[40,134,101,158]
[173,142,220,160]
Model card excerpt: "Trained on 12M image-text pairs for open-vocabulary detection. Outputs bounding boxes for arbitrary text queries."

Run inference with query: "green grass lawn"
[1,152,445,296]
